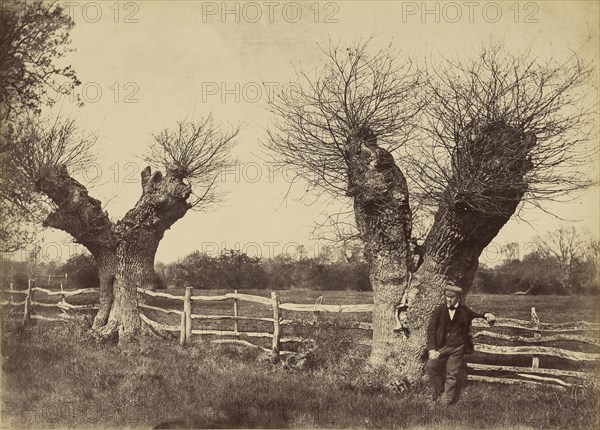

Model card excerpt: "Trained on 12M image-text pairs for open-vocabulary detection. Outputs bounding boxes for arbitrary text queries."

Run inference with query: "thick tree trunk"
[93,167,191,342]
[388,126,536,382]
[396,258,454,382]
[96,235,161,339]
[37,165,191,343]
[386,194,527,382]
[345,125,533,385]
[368,252,404,365]
[421,196,522,295]
[92,250,117,329]
[345,128,414,383]
[35,165,118,329]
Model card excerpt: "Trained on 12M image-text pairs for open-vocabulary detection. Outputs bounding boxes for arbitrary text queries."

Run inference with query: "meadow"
[1,292,599,429]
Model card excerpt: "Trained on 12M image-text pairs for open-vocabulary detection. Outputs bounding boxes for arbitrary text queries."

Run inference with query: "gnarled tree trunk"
[36,164,191,342]
[345,125,535,385]
[345,128,415,380]
[392,127,534,383]
[93,250,117,329]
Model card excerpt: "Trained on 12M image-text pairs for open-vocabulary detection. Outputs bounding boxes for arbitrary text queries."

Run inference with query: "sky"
[18,0,600,266]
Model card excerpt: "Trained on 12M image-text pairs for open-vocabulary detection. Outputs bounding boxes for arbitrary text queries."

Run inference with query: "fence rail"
[467,307,600,388]
[136,287,283,350]
[135,287,379,354]
[472,318,600,332]
[472,330,599,346]
[1,278,98,324]
[279,303,372,313]
[4,283,598,388]
[136,289,599,388]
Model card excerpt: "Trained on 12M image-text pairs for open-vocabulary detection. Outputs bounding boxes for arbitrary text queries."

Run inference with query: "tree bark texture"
[345,128,414,380]
[36,165,191,342]
[346,125,535,384]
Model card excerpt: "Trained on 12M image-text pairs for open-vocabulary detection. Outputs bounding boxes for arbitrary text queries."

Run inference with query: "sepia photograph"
[1,1,599,428]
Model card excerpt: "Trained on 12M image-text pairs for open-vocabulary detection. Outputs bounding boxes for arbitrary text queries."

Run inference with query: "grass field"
[1,292,599,429]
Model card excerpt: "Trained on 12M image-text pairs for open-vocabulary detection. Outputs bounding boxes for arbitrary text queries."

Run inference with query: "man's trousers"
[425,344,466,404]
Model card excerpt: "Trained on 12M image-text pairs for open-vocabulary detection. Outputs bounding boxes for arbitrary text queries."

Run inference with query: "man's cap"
[444,285,463,294]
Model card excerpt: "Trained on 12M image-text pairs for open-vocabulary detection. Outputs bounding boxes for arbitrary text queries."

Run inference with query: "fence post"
[184,287,193,344]
[531,307,540,370]
[22,278,33,325]
[233,289,239,334]
[271,291,281,355]
[60,281,66,304]
[179,311,186,347]
[313,295,323,323]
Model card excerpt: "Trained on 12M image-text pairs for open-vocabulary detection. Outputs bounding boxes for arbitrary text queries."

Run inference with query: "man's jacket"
[426,304,486,354]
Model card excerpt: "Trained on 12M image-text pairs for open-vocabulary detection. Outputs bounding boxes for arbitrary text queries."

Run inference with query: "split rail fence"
[137,287,371,354]
[468,307,600,388]
[0,277,98,324]
[136,288,600,388]
[2,283,598,388]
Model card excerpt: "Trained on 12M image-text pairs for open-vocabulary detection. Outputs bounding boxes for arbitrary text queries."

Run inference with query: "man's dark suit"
[426,304,487,404]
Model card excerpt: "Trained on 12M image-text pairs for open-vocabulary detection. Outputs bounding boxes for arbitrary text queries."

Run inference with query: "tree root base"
[90,320,120,344]
[89,317,173,345]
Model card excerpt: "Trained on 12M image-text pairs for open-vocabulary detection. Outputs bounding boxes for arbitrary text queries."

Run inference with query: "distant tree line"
[2,227,597,294]
[154,249,371,291]
[472,228,600,295]
[1,248,372,292]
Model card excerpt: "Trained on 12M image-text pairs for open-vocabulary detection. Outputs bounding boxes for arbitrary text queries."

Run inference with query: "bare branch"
[144,116,238,210]
[264,39,425,198]
[408,43,596,217]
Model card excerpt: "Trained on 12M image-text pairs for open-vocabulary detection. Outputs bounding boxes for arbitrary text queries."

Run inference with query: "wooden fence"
[467,307,600,388]
[137,287,280,353]
[3,284,599,388]
[136,288,600,388]
[0,278,99,323]
[136,287,373,354]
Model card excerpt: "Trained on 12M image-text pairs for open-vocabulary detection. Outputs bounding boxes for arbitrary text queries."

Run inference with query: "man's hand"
[484,312,496,325]
[428,350,440,360]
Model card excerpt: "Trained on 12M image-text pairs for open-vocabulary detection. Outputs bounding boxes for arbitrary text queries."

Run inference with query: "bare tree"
[587,239,600,291]
[502,242,520,262]
[266,40,595,384]
[266,40,426,380]
[403,45,595,347]
[534,226,588,291]
[1,115,96,252]
[144,116,238,208]
[11,116,237,342]
[267,39,424,197]
[409,44,594,212]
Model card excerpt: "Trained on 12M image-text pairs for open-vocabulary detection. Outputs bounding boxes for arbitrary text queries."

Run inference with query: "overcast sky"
[30,0,600,265]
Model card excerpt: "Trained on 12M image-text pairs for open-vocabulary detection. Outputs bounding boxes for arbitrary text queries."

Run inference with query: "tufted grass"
[1,293,599,429]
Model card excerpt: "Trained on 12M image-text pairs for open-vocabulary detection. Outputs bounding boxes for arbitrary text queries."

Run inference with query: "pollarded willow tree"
[265,41,595,383]
[10,115,238,341]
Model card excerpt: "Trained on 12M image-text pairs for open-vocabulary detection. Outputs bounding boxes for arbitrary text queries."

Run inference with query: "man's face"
[445,292,459,308]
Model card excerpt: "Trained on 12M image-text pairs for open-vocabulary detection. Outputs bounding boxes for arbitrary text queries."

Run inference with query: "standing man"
[426,285,495,405]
